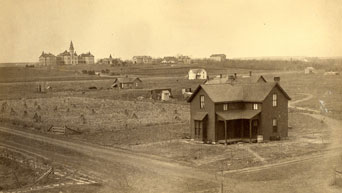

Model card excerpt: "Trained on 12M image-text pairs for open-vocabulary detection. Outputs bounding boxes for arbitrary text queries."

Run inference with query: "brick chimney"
[274,77,280,82]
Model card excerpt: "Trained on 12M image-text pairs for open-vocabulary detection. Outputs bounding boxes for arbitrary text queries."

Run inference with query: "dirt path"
[0,126,219,183]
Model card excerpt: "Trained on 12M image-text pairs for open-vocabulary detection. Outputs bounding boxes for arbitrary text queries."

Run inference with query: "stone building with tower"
[39,41,95,65]
[57,41,78,65]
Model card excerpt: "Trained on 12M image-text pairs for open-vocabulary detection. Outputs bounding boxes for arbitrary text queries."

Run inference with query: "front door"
[195,120,206,141]
[252,119,258,138]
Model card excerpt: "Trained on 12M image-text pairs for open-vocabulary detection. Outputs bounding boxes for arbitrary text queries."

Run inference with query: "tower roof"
[69,41,74,50]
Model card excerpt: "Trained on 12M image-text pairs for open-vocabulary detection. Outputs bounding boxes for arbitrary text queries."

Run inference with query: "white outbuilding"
[304,67,315,74]
[188,69,207,80]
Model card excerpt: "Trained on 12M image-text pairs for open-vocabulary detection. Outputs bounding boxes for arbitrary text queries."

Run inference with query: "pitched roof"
[113,77,142,84]
[187,82,291,103]
[39,52,56,58]
[205,75,267,85]
[79,52,94,57]
[58,50,71,56]
[189,69,207,74]
[193,112,208,120]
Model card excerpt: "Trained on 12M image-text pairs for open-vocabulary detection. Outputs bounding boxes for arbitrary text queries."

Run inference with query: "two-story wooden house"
[187,76,291,144]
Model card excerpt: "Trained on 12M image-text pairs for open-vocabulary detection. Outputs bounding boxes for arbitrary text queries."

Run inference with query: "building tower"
[69,41,75,65]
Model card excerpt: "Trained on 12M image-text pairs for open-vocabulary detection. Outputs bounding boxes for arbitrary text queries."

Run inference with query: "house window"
[200,95,205,109]
[273,118,278,132]
[223,104,228,111]
[135,82,138,87]
[272,94,277,107]
[195,121,202,138]
[253,103,258,110]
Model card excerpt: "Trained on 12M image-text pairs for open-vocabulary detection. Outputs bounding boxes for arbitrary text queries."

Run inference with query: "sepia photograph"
[0,0,341,192]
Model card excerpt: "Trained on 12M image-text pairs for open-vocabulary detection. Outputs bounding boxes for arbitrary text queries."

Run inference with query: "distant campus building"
[39,52,57,66]
[39,41,94,65]
[210,54,226,62]
[132,56,152,64]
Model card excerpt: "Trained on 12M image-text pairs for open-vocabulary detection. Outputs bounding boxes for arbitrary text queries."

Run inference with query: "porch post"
[249,119,252,143]
[240,120,244,138]
[224,120,227,145]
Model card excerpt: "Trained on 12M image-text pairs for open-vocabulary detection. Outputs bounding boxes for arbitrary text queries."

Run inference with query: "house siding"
[261,85,288,140]
[190,88,215,142]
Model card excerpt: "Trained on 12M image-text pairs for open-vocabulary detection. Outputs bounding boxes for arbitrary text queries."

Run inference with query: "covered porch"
[216,110,261,145]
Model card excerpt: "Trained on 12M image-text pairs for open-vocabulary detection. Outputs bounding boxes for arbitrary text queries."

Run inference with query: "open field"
[0,157,36,190]
[0,62,341,192]
[0,97,188,136]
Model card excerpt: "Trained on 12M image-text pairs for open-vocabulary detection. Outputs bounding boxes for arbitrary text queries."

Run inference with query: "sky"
[0,0,341,62]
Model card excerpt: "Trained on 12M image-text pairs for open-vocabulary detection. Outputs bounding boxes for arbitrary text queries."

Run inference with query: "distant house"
[161,56,177,64]
[39,52,56,66]
[78,52,94,64]
[187,77,291,143]
[324,71,340,76]
[304,67,315,74]
[132,56,152,64]
[178,55,191,64]
[151,88,173,101]
[112,77,142,89]
[188,69,207,80]
[210,54,226,62]
[97,55,122,66]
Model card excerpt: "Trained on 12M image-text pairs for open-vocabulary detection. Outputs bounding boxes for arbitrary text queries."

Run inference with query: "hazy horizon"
[1,0,341,63]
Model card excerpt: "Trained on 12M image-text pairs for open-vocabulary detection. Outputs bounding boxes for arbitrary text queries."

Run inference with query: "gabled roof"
[58,50,71,56]
[113,77,142,84]
[187,82,291,103]
[205,75,267,85]
[79,52,94,57]
[40,52,56,58]
[189,69,207,74]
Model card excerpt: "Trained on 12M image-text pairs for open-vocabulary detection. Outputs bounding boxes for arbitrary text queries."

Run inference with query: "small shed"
[161,90,171,101]
[112,76,143,89]
[151,88,173,100]
[304,67,315,74]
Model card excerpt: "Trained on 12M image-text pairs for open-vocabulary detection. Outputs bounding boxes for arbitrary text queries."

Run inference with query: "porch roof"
[216,110,261,121]
[193,112,208,120]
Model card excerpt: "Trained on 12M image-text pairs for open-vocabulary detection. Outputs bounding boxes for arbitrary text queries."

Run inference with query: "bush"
[87,70,95,75]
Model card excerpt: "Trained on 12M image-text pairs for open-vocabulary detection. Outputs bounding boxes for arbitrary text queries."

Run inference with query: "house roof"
[40,52,56,58]
[217,110,261,121]
[189,69,207,74]
[187,82,291,103]
[113,77,142,84]
[133,56,152,59]
[79,52,94,57]
[205,75,267,85]
[58,50,71,56]
[210,54,226,57]
[193,112,208,120]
